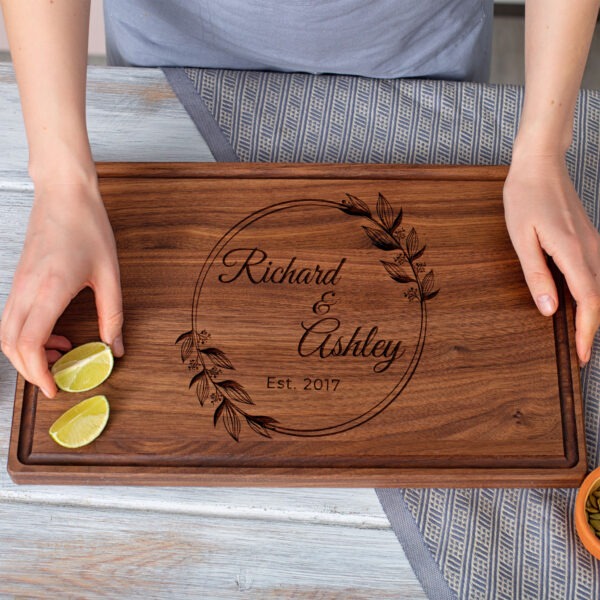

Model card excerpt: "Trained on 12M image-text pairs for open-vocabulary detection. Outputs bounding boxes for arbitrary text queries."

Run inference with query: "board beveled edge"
[5,466,590,488]
[551,262,581,470]
[6,162,588,487]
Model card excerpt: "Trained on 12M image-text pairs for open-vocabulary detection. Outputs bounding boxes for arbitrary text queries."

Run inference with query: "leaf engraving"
[218,380,254,405]
[223,403,241,441]
[175,329,194,345]
[422,270,435,295]
[245,416,279,438]
[380,260,415,283]
[406,228,419,258]
[376,193,394,231]
[425,289,440,301]
[246,418,273,438]
[411,245,426,261]
[214,400,226,426]
[180,337,194,362]
[391,207,403,234]
[189,369,207,389]
[194,370,210,406]
[201,347,234,369]
[340,193,372,217]
[362,226,400,251]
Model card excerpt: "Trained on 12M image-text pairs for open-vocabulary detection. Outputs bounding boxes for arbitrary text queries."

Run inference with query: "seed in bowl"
[585,489,600,537]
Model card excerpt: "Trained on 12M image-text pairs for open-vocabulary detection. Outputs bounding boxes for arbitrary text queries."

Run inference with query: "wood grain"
[94,161,510,180]
[8,162,587,486]
[0,500,424,599]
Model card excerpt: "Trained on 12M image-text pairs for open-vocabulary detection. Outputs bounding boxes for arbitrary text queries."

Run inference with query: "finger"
[46,348,63,365]
[45,333,73,351]
[552,248,600,365]
[575,295,600,365]
[92,268,125,357]
[17,285,73,398]
[510,230,558,316]
[0,294,34,384]
[2,292,70,380]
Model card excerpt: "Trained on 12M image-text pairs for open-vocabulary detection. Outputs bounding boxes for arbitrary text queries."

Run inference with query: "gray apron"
[104,0,493,82]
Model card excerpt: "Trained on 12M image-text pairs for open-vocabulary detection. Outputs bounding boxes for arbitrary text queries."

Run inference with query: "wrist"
[28,139,97,189]
[514,105,574,159]
[506,141,571,193]
[511,127,571,165]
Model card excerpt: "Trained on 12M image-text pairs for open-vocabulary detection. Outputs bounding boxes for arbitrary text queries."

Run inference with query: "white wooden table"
[0,64,426,599]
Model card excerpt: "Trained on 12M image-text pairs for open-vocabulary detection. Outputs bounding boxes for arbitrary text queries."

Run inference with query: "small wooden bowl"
[575,466,600,559]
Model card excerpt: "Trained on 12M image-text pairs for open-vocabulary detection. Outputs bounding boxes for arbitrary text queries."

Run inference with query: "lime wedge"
[49,395,110,448]
[51,341,114,393]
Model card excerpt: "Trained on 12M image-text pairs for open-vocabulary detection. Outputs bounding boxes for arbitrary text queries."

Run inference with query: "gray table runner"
[163,66,600,600]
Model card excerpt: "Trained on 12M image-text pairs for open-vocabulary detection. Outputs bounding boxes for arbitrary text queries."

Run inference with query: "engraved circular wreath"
[176,194,439,441]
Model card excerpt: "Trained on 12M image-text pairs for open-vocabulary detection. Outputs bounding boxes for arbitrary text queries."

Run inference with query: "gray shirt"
[104,0,493,82]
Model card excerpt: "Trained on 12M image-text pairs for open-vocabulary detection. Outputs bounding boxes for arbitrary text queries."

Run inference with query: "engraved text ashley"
[218,247,346,285]
[298,318,405,373]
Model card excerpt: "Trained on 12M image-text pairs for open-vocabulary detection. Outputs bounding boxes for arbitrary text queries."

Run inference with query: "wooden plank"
[0,64,214,187]
[0,501,426,599]
[7,163,587,486]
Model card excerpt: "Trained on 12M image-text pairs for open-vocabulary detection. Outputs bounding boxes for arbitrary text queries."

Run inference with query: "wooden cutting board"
[8,163,587,487]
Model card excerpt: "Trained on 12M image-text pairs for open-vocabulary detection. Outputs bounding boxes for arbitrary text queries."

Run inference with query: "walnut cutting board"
[8,163,587,487]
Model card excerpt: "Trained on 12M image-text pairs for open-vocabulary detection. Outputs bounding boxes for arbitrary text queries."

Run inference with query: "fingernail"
[536,294,555,316]
[111,334,124,356]
[41,386,53,398]
[579,349,591,368]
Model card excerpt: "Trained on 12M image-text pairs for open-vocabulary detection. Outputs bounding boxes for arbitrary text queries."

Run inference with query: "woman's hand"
[0,174,124,398]
[504,150,600,366]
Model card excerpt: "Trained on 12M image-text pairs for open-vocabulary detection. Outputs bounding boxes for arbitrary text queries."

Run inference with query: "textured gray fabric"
[162,67,238,161]
[168,66,600,599]
[377,488,457,600]
[104,0,493,82]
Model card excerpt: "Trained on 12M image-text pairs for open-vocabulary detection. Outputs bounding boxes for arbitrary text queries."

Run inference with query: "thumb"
[92,269,125,357]
[512,233,558,317]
